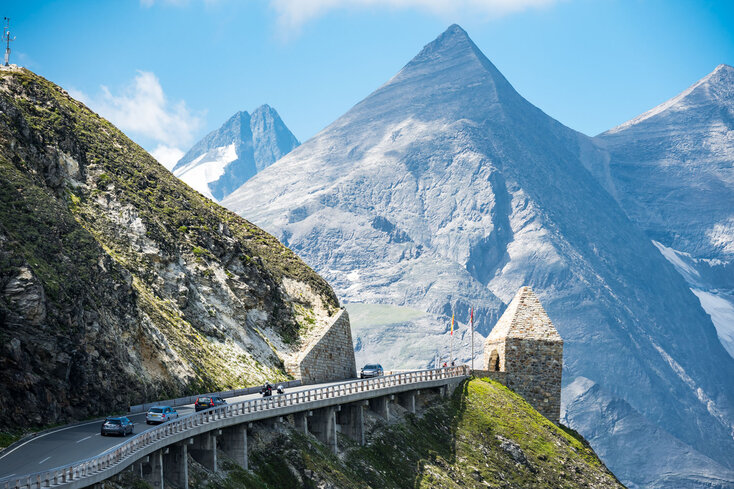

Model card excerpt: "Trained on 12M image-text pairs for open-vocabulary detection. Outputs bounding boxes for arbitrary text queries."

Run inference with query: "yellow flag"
[451,313,454,335]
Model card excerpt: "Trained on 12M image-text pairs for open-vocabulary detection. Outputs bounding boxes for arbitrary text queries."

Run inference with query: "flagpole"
[450,312,454,367]
[470,307,474,373]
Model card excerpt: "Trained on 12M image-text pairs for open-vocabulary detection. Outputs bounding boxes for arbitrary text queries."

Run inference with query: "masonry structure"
[286,308,357,384]
[482,286,563,422]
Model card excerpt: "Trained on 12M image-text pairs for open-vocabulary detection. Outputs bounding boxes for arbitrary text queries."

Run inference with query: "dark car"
[360,364,384,379]
[194,396,227,412]
[101,416,134,436]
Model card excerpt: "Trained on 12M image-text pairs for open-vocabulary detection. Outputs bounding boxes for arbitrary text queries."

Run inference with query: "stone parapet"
[286,309,357,384]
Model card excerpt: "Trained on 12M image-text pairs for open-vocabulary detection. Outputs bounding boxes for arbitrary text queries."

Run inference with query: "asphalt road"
[0,378,361,478]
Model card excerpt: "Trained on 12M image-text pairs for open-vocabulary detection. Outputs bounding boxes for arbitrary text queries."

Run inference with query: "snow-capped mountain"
[590,65,734,359]
[173,105,299,201]
[223,25,734,488]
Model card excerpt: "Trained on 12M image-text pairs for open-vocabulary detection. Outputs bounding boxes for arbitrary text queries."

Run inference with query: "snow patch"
[691,289,734,358]
[173,143,237,200]
[652,240,701,283]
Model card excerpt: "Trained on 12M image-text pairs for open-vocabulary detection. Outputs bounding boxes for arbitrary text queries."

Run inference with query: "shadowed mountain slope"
[223,26,734,488]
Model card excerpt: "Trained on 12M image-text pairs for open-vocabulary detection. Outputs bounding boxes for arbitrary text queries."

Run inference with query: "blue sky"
[4,0,733,167]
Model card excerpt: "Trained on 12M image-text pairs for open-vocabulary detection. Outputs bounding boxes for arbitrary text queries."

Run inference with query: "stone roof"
[486,286,562,342]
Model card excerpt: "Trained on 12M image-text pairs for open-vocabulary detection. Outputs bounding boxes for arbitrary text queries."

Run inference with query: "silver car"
[360,364,384,378]
[146,406,179,425]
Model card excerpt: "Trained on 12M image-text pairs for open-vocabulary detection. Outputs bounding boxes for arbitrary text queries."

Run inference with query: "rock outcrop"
[0,66,341,429]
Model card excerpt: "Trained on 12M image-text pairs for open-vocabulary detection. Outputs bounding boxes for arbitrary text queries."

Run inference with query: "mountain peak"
[342,24,521,126]
[407,23,485,68]
[713,63,734,75]
[603,63,733,135]
[438,23,471,43]
[252,104,276,116]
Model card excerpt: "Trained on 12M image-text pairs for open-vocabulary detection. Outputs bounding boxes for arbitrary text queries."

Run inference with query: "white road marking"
[5,474,15,478]
[76,436,92,444]
[0,412,150,461]
[38,457,50,464]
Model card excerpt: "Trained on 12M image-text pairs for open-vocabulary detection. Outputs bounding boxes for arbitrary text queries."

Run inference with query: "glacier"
[223,25,734,488]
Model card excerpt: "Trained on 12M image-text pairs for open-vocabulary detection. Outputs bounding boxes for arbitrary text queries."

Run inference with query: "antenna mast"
[3,17,15,67]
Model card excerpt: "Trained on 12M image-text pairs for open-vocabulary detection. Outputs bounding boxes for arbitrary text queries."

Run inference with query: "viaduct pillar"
[397,391,416,414]
[163,443,188,489]
[190,432,217,472]
[142,451,164,489]
[369,395,391,421]
[338,401,366,445]
[221,424,248,470]
[309,406,337,453]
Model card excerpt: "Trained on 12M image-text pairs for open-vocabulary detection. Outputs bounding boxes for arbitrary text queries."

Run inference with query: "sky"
[3,0,733,168]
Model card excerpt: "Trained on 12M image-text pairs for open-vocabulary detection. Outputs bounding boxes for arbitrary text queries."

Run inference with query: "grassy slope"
[0,68,338,317]
[203,379,624,489]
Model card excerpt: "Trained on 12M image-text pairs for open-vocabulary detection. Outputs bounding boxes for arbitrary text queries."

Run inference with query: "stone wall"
[483,340,507,372]
[504,338,563,421]
[286,309,357,384]
[471,370,507,385]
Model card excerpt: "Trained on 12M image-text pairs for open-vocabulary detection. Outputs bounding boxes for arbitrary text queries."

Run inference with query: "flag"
[470,307,473,324]
[451,313,454,335]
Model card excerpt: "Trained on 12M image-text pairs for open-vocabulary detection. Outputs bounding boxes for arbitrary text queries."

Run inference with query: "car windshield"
[106,419,121,425]
[149,408,163,413]
[364,364,379,369]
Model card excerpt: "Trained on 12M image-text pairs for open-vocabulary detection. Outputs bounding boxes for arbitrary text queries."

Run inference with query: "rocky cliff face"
[222,26,734,488]
[590,64,734,358]
[0,66,339,429]
[173,106,299,201]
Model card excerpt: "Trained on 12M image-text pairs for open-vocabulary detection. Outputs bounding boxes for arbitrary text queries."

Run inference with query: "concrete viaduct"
[1,366,469,489]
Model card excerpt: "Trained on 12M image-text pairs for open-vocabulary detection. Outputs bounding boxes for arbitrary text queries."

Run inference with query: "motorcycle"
[260,383,285,397]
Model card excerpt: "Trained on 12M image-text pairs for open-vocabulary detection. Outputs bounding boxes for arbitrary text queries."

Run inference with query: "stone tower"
[483,286,563,421]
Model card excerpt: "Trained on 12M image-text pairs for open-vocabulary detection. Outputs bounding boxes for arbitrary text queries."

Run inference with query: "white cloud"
[140,0,189,7]
[72,71,202,168]
[151,145,186,170]
[270,0,561,30]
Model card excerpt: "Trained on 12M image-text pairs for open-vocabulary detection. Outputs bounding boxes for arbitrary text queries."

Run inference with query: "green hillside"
[0,67,339,429]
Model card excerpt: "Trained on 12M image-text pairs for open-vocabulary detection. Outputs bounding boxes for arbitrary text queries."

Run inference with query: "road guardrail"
[0,366,469,489]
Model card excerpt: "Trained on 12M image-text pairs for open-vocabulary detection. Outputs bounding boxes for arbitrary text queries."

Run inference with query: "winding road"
[0,379,356,478]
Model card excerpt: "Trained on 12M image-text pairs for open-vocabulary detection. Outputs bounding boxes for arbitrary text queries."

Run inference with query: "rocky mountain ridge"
[173,105,299,201]
[0,66,337,429]
[222,25,734,489]
[589,63,734,358]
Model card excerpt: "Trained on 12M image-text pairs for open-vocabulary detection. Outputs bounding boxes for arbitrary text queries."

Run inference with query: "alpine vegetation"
[0,66,338,429]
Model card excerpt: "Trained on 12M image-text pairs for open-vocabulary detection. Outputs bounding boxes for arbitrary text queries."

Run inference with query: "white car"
[146,406,179,424]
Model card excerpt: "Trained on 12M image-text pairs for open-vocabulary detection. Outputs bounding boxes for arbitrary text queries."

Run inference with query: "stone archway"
[489,350,500,372]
